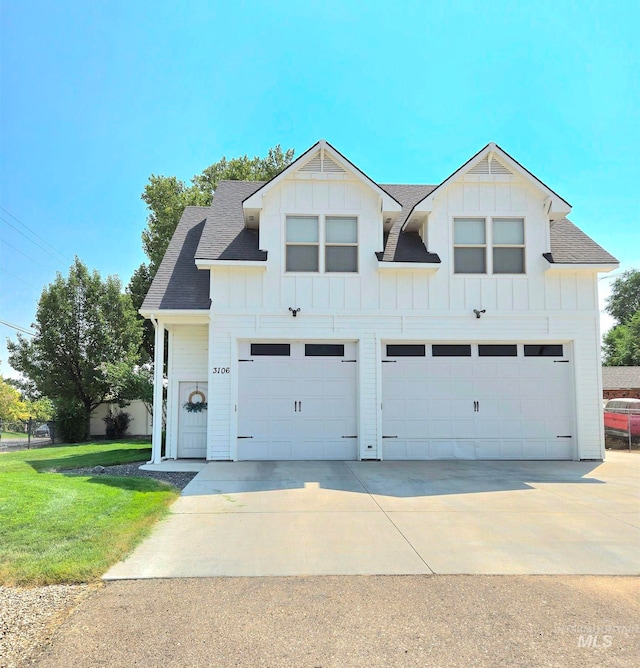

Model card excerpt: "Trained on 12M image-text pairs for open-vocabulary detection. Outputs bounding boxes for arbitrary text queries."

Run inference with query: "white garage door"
[382,343,574,460]
[237,342,357,460]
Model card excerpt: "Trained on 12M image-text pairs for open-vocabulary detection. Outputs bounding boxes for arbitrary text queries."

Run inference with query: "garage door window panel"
[305,344,345,356]
[524,344,564,357]
[478,344,518,357]
[432,344,472,357]
[250,343,291,356]
[386,344,426,357]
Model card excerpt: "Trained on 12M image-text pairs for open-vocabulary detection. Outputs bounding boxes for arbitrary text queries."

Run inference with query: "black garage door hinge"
[237,436,253,439]
[382,435,398,439]
[342,435,358,438]
[238,359,254,362]
[556,435,572,438]
[382,360,396,363]
[553,360,570,363]
[341,360,357,363]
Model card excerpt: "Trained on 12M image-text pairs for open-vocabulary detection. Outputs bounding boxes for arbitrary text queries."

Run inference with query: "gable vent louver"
[468,156,513,176]
[299,151,346,174]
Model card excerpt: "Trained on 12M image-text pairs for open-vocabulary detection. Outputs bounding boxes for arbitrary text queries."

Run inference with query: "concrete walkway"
[105,453,640,578]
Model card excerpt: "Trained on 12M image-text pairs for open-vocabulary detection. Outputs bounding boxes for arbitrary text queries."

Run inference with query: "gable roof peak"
[242,139,402,213]
[412,142,572,219]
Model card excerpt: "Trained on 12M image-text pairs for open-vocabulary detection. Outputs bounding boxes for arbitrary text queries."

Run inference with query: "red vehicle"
[604,398,640,445]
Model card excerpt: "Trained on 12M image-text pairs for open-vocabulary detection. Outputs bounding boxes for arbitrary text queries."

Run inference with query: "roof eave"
[195,259,267,269]
[139,309,210,321]
[377,261,441,271]
[543,261,619,273]
[242,139,402,213]
[412,142,572,214]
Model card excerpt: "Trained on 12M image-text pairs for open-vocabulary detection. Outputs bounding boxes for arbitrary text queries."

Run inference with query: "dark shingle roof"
[377,185,440,263]
[143,182,617,312]
[196,181,266,261]
[545,218,618,264]
[141,207,211,311]
[602,367,640,390]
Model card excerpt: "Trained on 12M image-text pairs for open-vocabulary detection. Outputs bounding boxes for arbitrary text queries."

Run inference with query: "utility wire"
[0,267,39,290]
[0,319,35,336]
[0,238,50,270]
[0,205,72,264]
[0,215,68,268]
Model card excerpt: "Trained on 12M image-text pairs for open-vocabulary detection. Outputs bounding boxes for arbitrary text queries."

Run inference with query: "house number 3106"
[213,367,230,374]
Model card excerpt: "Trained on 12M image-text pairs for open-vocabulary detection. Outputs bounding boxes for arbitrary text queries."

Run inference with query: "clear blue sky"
[1,0,638,377]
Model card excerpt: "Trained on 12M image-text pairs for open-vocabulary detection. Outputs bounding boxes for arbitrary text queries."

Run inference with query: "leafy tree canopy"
[7,258,142,438]
[140,145,295,273]
[605,269,640,326]
[126,262,155,363]
[128,144,295,361]
[603,268,640,366]
[603,311,640,366]
[0,377,28,422]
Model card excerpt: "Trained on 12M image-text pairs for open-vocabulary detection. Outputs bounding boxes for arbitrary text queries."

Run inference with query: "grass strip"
[0,441,179,585]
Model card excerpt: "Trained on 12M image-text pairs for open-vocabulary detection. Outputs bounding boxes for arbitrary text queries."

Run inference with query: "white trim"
[377,262,440,271]
[140,309,210,319]
[167,330,177,459]
[195,260,267,269]
[230,337,239,461]
[544,263,619,272]
[151,319,165,464]
[413,143,572,218]
[206,319,215,460]
[242,140,402,214]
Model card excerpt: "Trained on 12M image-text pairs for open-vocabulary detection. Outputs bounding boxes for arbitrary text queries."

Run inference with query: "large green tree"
[129,144,295,361]
[603,269,640,366]
[0,377,28,422]
[7,258,142,439]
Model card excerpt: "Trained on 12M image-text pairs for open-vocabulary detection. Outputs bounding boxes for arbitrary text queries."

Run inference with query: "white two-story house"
[141,140,618,463]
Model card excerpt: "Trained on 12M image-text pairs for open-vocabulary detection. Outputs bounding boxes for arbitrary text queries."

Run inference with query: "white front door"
[382,343,574,460]
[177,382,208,458]
[237,342,357,460]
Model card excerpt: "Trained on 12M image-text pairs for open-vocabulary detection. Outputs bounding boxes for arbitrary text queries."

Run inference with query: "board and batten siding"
[166,325,208,459]
[175,169,607,461]
[209,176,598,316]
[203,311,602,460]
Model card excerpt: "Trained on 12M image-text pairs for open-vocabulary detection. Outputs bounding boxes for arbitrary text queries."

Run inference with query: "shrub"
[55,402,87,443]
[103,410,131,439]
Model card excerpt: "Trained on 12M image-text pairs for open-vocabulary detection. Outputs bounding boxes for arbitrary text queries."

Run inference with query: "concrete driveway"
[104,452,640,579]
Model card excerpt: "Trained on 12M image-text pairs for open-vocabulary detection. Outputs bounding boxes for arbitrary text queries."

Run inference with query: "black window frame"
[386,344,426,357]
[305,344,345,357]
[523,344,564,357]
[250,343,291,356]
[432,344,472,357]
[478,344,518,357]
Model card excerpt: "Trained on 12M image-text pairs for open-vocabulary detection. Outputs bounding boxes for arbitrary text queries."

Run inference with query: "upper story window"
[286,215,358,273]
[286,216,319,272]
[453,217,524,274]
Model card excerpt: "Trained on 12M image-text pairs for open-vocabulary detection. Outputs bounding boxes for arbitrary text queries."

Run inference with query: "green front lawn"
[0,441,179,585]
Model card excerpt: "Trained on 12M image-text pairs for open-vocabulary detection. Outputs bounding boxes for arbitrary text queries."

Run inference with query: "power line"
[0,319,35,336]
[0,215,68,268]
[0,238,51,270]
[0,205,72,264]
[0,267,39,290]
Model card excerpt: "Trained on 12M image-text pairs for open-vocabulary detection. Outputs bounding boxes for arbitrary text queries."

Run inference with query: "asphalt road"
[35,575,640,667]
